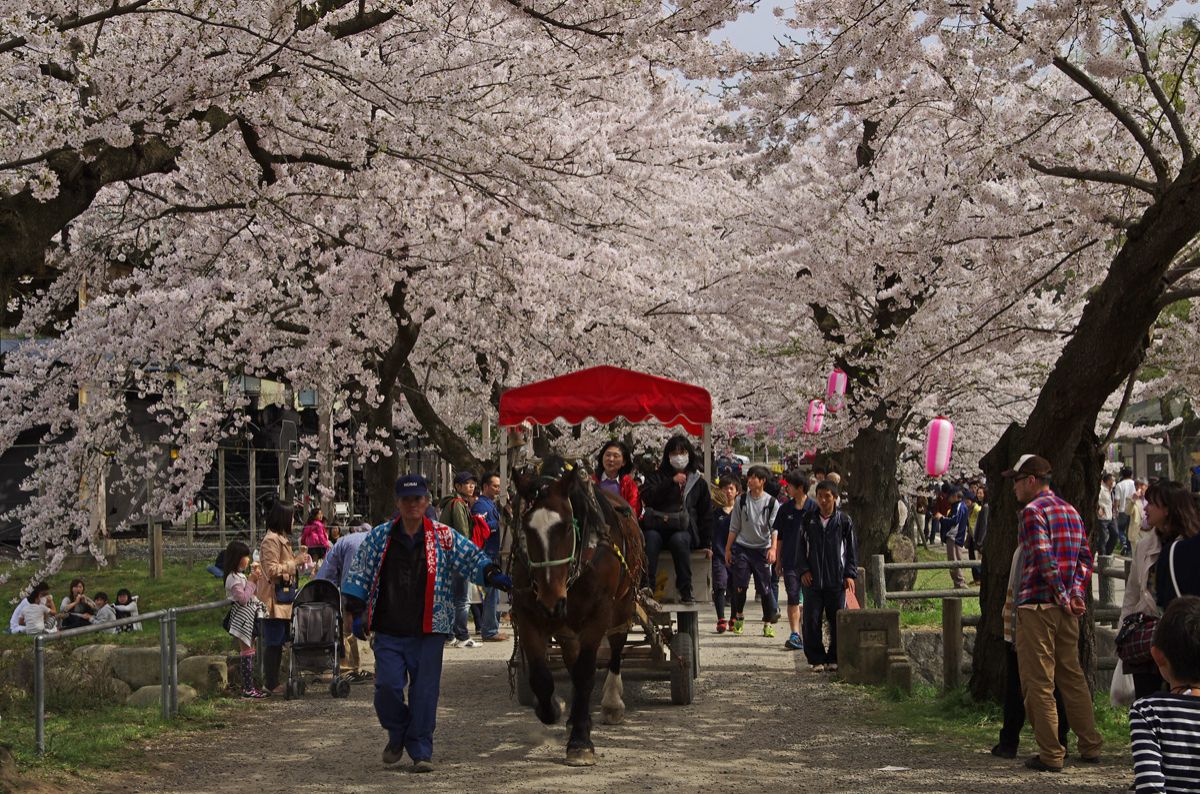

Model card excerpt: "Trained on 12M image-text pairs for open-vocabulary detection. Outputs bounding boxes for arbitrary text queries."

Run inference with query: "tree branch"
[1165,251,1200,285]
[1099,366,1140,448]
[1156,285,1200,309]
[1026,157,1158,195]
[0,0,156,56]
[1120,9,1195,163]
[502,0,615,39]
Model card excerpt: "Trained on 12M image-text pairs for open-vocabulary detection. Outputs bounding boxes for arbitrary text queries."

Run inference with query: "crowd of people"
[7,577,141,635]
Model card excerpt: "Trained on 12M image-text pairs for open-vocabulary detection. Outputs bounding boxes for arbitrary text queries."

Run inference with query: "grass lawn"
[1,558,232,655]
[1,557,256,783]
[892,546,983,628]
[862,683,1132,765]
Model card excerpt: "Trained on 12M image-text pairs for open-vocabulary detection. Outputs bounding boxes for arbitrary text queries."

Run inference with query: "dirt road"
[92,617,1129,794]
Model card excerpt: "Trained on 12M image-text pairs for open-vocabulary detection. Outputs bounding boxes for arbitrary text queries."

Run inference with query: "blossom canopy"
[498,366,712,436]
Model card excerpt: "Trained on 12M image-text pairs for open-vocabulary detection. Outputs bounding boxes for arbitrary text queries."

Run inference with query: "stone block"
[108,645,191,690]
[837,609,902,685]
[126,683,196,709]
[72,643,119,673]
[178,655,228,695]
[885,534,918,592]
[886,649,912,693]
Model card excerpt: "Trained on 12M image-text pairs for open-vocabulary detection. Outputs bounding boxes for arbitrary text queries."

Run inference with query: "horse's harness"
[515,476,635,591]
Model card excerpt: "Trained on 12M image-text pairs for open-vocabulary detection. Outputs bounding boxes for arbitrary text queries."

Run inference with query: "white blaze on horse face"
[526,508,563,558]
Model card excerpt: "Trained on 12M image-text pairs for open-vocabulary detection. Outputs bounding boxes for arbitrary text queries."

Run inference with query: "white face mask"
[669,454,689,471]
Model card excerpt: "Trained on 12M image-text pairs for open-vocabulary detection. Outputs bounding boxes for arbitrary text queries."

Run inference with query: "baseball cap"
[394,474,430,498]
[453,470,478,486]
[1001,454,1052,479]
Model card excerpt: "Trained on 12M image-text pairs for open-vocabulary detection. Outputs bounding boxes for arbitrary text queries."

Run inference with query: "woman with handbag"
[1153,481,1200,608]
[1120,488,1166,699]
[257,502,313,694]
[639,434,713,604]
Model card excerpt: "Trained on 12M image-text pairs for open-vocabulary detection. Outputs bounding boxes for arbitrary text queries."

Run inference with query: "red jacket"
[593,473,641,518]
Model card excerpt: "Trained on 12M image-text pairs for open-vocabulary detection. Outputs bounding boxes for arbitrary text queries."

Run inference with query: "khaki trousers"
[946,542,967,588]
[341,609,360,672]
[1015,605,1103,766]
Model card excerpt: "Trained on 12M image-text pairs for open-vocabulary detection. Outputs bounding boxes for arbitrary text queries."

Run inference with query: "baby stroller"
[285,578,352,699]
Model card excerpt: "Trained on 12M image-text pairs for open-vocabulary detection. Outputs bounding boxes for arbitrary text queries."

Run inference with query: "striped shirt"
[1017,491,1093,606]
[1131,693,1200,793]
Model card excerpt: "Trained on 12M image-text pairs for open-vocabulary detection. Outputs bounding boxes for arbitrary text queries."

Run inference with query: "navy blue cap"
[453,470,478,486]
[394,474,429,498]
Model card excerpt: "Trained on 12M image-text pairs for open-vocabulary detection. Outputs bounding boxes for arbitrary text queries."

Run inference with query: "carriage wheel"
[515,651,535,707]
[669,633,694,705]
[284,681,295,700]
[676,612,700,679]
[332,677,351,698]
[296,678,307,697]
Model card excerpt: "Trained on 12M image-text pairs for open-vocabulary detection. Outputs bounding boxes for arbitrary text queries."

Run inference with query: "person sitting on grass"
[59,578,97,629]
[112,588,141,632]
[19,582,57,635]
[91,592,118,632]
[1130,595,1200,792]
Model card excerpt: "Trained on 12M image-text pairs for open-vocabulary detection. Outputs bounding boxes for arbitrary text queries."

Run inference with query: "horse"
[509,462,645,766]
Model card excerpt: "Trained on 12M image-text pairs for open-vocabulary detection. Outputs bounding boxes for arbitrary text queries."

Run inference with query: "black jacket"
[796,509,858,590]
[641,469,714,550]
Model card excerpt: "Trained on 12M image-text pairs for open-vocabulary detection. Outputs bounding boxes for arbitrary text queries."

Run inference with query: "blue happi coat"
[343,515,492,635]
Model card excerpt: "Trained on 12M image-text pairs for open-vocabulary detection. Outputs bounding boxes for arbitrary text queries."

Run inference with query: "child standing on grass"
[1131,595,1200,792]
[223,540,268,699]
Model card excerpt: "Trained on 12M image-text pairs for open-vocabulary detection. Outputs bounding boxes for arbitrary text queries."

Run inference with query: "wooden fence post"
[870,554,887,608]
[943,597,962,692]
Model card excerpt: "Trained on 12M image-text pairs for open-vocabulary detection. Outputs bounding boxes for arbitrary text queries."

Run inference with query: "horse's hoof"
[536,697,563,726]
[565,747,596,767]
[601,706,624,725]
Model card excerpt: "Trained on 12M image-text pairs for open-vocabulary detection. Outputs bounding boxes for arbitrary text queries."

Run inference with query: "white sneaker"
[447,638,461,648]
[461,639,480,648]
[810,664,825,672]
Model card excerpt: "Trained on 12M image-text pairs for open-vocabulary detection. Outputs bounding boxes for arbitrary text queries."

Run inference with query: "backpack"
[470,514,492,549]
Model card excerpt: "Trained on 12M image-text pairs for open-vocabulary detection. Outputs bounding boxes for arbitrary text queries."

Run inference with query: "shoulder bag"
[1115,542,1179,668]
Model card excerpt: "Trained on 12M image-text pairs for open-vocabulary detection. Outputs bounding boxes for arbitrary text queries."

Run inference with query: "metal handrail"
[28,598,230,754]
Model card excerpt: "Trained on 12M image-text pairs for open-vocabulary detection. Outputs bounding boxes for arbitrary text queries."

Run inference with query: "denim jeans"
[450,573,469,642]
[374,633,445,762]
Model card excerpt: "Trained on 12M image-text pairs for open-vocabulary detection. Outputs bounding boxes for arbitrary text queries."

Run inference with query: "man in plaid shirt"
[1005,454,1103,772]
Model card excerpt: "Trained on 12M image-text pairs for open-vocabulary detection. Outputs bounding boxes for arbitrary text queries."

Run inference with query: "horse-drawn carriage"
[497,366,713,764]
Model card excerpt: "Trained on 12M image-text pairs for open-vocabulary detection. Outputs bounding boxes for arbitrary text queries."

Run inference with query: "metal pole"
[218,447,227,546]
[348,454,355,518]
[249,446,257,548]
[159,618,170,720]
[34,636,45,755]
[168,609,179,717]
[702,424,712,484]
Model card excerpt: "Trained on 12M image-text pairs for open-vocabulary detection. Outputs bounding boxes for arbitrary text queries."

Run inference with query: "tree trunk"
[970,155,1200,702]
[844,404,902,575]
[362,391,400,523]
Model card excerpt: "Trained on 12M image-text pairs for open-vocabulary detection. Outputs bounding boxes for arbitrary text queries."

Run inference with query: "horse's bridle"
[522,516,581,570]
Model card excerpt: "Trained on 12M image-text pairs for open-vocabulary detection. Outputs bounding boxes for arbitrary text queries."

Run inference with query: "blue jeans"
[450,573,469,641]
[473,586,500,639]
[373,633,445,762]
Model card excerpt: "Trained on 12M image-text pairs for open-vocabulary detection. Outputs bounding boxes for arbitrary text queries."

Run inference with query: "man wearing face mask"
[639,435,715,604]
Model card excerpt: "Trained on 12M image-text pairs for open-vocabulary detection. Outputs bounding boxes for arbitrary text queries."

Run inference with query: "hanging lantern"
[801,448,817,463]
[804,400,826,434]
[925,416,954,477]
[826,368,848,412]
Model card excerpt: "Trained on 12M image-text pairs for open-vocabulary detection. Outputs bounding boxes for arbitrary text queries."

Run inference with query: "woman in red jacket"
[593,439,641,518]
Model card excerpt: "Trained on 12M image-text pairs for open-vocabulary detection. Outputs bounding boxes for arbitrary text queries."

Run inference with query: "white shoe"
[461,639,480,648]
[447,638,461,648]
[810,664,825,672]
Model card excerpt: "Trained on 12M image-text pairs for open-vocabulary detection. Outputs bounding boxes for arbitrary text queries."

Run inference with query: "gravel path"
[91,610,1131,794]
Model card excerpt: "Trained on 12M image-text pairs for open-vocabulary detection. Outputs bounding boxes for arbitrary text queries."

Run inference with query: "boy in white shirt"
[724,466,782,637]
[19,582,57,635]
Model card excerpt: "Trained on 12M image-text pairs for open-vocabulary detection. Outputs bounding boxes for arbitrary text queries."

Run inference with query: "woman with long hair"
[59,578,97,630]
[1153,482,1200,608]
[256,502,312,694]
[592,439,641,517]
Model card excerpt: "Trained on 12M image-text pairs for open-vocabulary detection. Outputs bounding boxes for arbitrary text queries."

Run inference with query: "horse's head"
[514,463,585,619]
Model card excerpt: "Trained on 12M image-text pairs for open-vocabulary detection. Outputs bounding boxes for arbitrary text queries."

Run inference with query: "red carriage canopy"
[498,365,712,436]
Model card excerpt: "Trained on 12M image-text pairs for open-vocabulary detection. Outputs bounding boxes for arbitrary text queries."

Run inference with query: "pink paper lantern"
[804,400,825,434]
[826,368,847,412]
[925,416,954,477]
